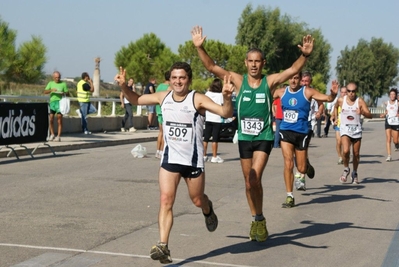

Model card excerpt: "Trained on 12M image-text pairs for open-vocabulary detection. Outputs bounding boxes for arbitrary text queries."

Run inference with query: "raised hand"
[330,80,339,95]
[298,35,315,56]
[191,25,207,48]
[114,66,126,85]
[222,75,234,99]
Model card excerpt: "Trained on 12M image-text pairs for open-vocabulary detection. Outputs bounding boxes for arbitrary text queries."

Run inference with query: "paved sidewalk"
[0,130,159,159]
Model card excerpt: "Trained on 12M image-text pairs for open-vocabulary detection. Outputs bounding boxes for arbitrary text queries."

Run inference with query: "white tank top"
[340,96,362,138]
[386,100,399,125]
[161,90,205,167]
[205,91,224,123]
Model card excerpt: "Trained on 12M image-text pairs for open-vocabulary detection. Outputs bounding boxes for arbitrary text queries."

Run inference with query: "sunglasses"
[347,89,356,93]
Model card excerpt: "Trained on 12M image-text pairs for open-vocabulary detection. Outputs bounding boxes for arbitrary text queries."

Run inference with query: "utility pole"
[93,57,101,97]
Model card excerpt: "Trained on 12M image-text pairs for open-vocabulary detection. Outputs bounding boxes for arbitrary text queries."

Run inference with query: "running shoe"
[306,159,315,179]
[295,177,306,191]
[211,156,224,163]
[249,221,257,241]
[338,157,343,164]
[351,172,359,184]
[395,143,399,151]
[282,196,295,208]
[129,127,137,132]
[54,136,61,142]
[386,155,392,162]
[203,156,208,162]
[255,219,268,242]
[204,200,218,232]
[48,134,55,141]
[340,168,350,183]
[150,242,172,264]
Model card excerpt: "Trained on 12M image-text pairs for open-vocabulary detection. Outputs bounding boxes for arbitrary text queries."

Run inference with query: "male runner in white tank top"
[334,82,372,184]
[115,62,234,264]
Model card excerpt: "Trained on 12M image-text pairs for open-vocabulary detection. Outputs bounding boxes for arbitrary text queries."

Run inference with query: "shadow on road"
[172,220,398,266]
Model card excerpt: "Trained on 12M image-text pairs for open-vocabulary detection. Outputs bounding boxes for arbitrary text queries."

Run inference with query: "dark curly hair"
[209,78,222,93]
[169,62,192,80]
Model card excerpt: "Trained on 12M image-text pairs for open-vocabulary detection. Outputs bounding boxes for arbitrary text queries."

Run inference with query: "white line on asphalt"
[0,243,259,267]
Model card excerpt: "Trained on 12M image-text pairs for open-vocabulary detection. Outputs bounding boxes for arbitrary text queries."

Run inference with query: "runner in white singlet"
[115,63,234,264]
[379,88,399,161]
[334,82,372,184]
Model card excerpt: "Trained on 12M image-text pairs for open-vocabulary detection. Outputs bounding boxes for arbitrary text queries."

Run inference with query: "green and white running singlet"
[236,74,274,141]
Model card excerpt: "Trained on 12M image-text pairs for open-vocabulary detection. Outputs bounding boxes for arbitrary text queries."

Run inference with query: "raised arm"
[333,97,343,125]
[115,67,160,106]
[119,91,125,107]
[272,101,277,117]
[273,87,286,100]
[267,35,314,90]
[358,98,373,119]
[191,26,242,88]
[197,75,234,118]
[308,80,339,103]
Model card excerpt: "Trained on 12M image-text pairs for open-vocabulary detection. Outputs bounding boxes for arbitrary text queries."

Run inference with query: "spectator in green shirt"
[43,71,69,142]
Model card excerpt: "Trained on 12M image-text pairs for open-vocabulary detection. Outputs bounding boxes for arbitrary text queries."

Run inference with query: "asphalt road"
[0,121,398,267]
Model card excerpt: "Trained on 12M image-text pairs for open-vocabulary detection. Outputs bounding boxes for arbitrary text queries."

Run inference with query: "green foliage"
[0,17,47,89]
[178,40,247,87]
[191,77,214,93]
[311,73,327,94]
[336,38,399,106]
[114,33,179,86]
[303,29,332,84]
[0,17,17,83]
[6,35,47,83]
[226,44,248,75]
[236,4,331,84]
[100,101,126,116]
[179,39,229,80]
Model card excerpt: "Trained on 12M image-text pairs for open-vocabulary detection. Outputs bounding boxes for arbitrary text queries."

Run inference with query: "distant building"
[61,77,75,83]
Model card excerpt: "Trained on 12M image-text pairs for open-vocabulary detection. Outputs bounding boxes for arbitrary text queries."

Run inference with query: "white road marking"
[0,243,259,267]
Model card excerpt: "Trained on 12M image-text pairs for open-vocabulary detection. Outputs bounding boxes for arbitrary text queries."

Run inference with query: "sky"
[1,0,398,94]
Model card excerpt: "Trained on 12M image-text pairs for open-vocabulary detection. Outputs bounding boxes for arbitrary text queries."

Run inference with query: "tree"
[114,33,179,87]
[178,40,247,92]
[0,17,47,91]
[303,28,332,84]
[311,73,327,94]
[336,38,399,106]
[236,4,331,84]
[0,17,17,91]
[6,36,47,84]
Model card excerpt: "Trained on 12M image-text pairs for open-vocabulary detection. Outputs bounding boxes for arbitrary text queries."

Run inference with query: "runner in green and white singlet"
[236,74,274,142]
[192,25,314,243]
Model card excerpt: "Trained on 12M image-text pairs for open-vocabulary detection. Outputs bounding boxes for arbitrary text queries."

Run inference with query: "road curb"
[0,137,157,159]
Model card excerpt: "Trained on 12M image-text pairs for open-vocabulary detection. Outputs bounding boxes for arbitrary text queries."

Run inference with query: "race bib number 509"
[165,121,192,143]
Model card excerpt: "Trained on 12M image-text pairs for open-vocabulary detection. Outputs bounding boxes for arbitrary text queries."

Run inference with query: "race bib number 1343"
[241,117,264,135]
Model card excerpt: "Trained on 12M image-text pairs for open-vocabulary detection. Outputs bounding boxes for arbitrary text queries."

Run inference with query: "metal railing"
[368,107,385,115]
[0,95,146,116]
[1,94,385,116]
